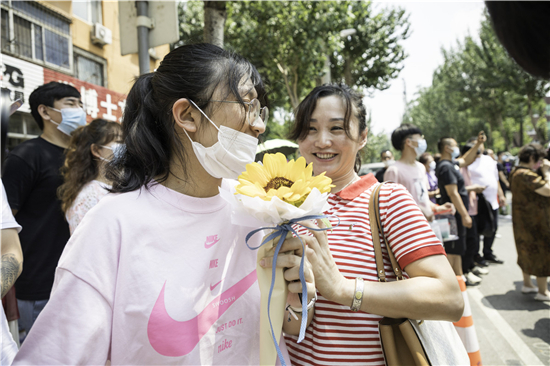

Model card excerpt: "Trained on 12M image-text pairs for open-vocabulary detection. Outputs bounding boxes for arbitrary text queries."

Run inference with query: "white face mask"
[384,159,395,168]
[185,100,259,179]
[100,143,125,162]
[429,160,436,171]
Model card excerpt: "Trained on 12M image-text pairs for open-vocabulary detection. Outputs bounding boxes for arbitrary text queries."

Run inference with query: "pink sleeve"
[13,269,112,365]
[383,166,398,183]
[379,184,445,269]
[14,199,120,364]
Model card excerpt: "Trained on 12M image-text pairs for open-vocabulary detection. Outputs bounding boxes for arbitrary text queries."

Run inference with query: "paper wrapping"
[257,231,292,366]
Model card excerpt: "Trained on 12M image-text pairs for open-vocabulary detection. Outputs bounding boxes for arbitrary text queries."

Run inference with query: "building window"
[74,47,106,87]
[6,112,42,151]
[72,1,102,24]
[1,1,72,70]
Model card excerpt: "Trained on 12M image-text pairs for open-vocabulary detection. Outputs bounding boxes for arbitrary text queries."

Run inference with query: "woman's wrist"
[328,277,356,307]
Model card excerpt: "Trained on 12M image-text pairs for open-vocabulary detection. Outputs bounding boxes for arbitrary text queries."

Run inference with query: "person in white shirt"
[467,137,507,264]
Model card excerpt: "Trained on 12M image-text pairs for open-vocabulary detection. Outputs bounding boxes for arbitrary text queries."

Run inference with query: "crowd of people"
[374,127,550,294]
[1,1,550,362]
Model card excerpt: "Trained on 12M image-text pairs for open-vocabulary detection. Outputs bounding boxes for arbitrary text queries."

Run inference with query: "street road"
[468,214,550,366]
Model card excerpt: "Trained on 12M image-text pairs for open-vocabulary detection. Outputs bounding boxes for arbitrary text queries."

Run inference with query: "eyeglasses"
[209,98,269,127]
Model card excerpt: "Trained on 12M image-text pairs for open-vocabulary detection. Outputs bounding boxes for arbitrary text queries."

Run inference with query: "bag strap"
[368,182,404,282]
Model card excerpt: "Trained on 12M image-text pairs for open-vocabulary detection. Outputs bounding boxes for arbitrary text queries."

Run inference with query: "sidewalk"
[468,215,550,366]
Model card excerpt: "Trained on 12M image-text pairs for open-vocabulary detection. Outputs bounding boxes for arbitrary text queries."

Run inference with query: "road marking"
[468,288,544,366]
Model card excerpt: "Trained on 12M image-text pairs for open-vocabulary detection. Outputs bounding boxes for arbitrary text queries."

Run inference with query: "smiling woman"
[283,84,464,366]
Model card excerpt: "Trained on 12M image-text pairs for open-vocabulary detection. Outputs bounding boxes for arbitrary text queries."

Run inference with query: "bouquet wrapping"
[220,153,334,365]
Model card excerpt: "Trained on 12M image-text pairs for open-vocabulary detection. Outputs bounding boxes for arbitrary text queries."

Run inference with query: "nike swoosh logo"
[147,270,257,357]
[204,238,220,249]
[210,280,223,291]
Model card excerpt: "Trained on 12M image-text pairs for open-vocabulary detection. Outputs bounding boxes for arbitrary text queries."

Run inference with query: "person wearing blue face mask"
[2,82,84,341]
[385,124,453,221]
[435,132,486,278]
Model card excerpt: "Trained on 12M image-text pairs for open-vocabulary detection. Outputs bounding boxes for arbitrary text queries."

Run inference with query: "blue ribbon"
[245,215,339,366]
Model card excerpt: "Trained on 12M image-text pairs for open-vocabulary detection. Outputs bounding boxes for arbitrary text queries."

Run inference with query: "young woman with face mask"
[13,44,313,365]
[58,119,122,235]
[274,84,463,366]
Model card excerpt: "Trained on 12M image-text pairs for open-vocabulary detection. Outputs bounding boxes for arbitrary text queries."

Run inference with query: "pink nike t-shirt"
[13,181,289,365]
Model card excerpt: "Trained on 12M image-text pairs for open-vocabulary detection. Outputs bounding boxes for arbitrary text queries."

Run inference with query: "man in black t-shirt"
[436,133,486,285]
[2,82,85,339]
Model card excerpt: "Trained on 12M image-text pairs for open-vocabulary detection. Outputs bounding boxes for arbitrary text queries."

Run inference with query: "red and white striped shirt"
[285,174,445,366]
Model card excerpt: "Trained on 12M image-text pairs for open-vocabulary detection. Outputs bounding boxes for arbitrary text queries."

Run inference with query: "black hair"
[290,84,367,173]
[418,152,433,165]
[106,43,265,193]
[438,137,455,153]
[486,1,550,79]
[390,123,422,151]
[517,143,547,164]
[28,82,81,130]
[380,149,392,159]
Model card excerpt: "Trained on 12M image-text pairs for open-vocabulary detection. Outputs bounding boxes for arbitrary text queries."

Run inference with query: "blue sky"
[367,1,486,135]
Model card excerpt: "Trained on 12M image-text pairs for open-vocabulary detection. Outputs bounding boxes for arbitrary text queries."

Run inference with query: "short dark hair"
[438,137,454,153]
[106,43,266,193]
[391,123,422,151]
[418,152,432,165]
[517,143,547,163]
[290,84,367,173]
[433,153,441,163]
[28,82,81,130]
[486,1,550,79]
[380,149,392,158]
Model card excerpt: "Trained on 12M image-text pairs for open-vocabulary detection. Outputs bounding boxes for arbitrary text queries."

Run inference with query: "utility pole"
[136,1,150,75]
[402,78,407,119]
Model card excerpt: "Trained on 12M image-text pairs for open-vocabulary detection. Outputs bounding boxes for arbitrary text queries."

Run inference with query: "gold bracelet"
[350,277,364,312]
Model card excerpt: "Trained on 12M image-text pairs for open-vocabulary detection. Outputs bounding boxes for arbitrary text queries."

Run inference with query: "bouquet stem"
[257,231,292,366]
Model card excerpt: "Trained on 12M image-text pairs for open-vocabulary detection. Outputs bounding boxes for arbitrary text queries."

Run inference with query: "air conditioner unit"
[91,23,112,46]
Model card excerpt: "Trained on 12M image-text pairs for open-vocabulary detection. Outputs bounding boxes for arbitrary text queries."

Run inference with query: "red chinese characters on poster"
[43,69,126,124]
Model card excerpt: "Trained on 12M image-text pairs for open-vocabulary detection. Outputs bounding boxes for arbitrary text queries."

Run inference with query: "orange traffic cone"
[454,275,482,366]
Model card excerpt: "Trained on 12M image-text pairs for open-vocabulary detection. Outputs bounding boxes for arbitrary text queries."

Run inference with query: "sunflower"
[235,153,334,207]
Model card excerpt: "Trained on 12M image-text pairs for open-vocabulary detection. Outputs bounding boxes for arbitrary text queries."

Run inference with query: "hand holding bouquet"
[220,153,334,365]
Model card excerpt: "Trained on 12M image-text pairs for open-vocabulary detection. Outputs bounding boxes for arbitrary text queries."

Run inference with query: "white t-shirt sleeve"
[1,181,21,233]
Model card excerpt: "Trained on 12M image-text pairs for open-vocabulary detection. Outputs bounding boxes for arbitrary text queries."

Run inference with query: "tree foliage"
[178,1,409,110]
[405,13,549,152]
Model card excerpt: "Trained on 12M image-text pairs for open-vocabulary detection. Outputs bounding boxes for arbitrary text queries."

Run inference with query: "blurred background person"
[58,119,122,235]
[497,151,511,216]
[375,149,394,182]
[459,143,489,286]
[385,124,453,221]
[419,152,439,204]
[466,136,506,266]
[509,143,550,302]
[436,133,485,277]
[2,82,84,341]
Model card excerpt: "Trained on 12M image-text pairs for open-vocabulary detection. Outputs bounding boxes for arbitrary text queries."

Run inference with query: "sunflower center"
[264,177,294,192]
